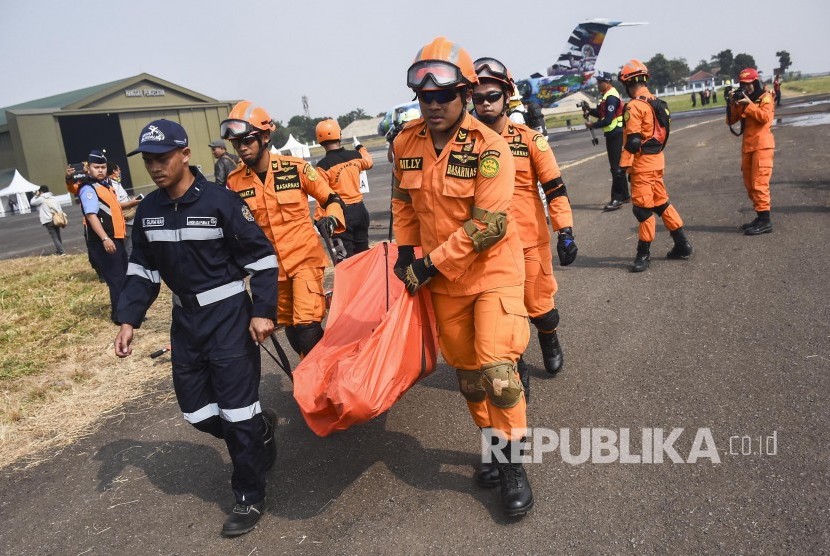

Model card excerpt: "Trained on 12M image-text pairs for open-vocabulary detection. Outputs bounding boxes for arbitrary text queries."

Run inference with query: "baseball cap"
[127,119,189,156]
[208,139,227,149]
[595,71,614,82]
[87,149,107,164]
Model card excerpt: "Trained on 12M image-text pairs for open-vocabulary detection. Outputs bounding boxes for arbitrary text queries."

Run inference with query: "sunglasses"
[472,91,504,105]
[417,89,459,105]
[229,134,261,148]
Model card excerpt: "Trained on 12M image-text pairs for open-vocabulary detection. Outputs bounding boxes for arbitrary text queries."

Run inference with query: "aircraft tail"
[547,19,646,77]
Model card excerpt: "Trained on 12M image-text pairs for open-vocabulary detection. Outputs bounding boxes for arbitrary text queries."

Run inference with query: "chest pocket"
[273,167,307,221]
[398,157,424,191]
[442,151,477,221]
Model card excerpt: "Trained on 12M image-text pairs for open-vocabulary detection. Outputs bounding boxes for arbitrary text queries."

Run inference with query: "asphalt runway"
[1,98,828,553]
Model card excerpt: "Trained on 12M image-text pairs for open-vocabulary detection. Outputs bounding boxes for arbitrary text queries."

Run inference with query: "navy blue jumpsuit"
[117,168,278,505]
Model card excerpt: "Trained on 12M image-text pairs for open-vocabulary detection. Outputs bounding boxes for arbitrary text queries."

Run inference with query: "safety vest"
[600,88,624,133]
[81,182,126,240]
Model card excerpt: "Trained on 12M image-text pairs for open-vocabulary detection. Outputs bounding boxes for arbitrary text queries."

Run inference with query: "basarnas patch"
[479,157,500,178]
[242,205,255,222]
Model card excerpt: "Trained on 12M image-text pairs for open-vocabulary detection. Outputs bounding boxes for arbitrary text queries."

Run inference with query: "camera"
[68,162,88,182]
[135,194,145,201]
[578,100,591,113]
[725,86,745,103]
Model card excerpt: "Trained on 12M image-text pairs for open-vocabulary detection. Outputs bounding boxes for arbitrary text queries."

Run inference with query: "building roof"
[688,70,715,83]
[0,73,219,127]
[0,77,131,126]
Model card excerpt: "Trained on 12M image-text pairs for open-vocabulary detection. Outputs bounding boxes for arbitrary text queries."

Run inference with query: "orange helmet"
[738,68,760,83]
[315,119,341,143]
[474,57,514,90]
[619,59,649,84]
[220,101,272,139]
[407,37,477,91]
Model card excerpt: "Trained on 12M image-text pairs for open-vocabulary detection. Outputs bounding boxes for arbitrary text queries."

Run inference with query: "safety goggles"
[408,60,467,90]
[220,119,258,139]
[474,57,510,82]
[472,91,504,105]
[229,133,261,148]
[416,89,459,105]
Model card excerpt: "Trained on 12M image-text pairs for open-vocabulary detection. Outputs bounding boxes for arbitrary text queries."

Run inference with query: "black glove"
[316,215,337,237]
[403,255,438,295]
[556,227,578,266]
[355,144,364,151]
[394,245,415,282]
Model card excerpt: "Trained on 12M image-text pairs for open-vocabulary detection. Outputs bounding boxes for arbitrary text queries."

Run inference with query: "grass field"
[0,254,173,469]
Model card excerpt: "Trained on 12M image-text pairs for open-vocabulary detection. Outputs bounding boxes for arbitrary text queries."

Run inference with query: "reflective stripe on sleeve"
[127,262,161,283]
[145,228,225,242]
[220,401,261,422]
[183,403,220,424]
[244,255,278,274]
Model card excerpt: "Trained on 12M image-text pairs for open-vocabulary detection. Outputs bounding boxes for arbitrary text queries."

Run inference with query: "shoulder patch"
[271,160,280,171]
[85,190,95,200]
[241,205,255,222]
[303,164,318,181]
[479,157,499,178]
[455,128,469,142]
[534,135,549,152]
[481,149,501,159]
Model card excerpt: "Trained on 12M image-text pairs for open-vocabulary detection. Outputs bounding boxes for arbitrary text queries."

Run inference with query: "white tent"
[271,134,311,159]
[0,170,41,216]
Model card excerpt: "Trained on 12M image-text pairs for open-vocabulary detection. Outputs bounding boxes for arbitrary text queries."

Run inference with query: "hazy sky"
[1,0,826,123]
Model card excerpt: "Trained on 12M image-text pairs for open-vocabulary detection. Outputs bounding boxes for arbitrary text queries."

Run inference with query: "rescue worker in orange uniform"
[726,68,776,235]
[314,119,374,257]
[472,57,577,400]
[221,102,345,358]
[619,59,693,273]
[392,38,533,517]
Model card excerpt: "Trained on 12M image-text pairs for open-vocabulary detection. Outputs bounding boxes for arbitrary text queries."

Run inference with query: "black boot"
[475,428,501,488]
[740,216,761,230]
[745,211,772,235]
[538,330,563,375]
[631,240,651,273]
[222,500,265,537]
[666,227,693,259]
[517,356,530,402]
[499,442,534,517]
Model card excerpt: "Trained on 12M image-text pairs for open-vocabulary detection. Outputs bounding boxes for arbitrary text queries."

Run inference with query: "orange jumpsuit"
[392,114,529,440]
[500,122,572,319]
[621,89,683,242]
[226,153,344,327]
[727,91,775,211]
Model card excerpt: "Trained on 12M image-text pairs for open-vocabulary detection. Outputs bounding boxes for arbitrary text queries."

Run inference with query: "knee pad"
[293,322,324,357]
[652,201,670,216]
[456,369,486,403]
[530,307,559,333]
[482,361,523,409]
[632,205,653,222]
[284,326,301,355]
[611,168,626,179]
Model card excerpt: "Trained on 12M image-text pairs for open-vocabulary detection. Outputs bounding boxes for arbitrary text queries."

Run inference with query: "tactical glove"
[403,255,438,296]
[556,227,578,266]
[394,245,415,282]
[316,215,337,237]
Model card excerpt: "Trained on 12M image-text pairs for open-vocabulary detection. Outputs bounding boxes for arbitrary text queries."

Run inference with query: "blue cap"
[87,149,107,164]
[595,71,614,82]
[127,119,189,156]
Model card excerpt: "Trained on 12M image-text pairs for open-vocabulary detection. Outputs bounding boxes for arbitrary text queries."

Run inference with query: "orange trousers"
[523,243,556,319]
[430,284,530,440]
[630,169,683,242]
[276,266,326,327]
[741,149,773,212]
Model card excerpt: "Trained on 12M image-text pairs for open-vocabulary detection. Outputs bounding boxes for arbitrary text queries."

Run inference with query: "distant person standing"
[690,91,697,107]
[712,88,718,104]
[79,149,128,322]
[30,185,67,255]
[583,71,629,210]
[314,119,374,258]
[107,162,141,257]
[773,75,782,107]
[619,59,692,273]
[209,139,240,188]
[726,68,776,235]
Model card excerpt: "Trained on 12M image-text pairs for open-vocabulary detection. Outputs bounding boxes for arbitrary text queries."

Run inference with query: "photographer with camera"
[582,71,630,211]
[726,68,776,235]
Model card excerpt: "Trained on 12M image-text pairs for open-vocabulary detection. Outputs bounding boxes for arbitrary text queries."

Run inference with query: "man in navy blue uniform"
[114,119,279,537]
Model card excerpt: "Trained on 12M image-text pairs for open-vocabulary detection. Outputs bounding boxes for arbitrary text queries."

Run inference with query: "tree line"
[639,50,793,90]
[270,107,374,146]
